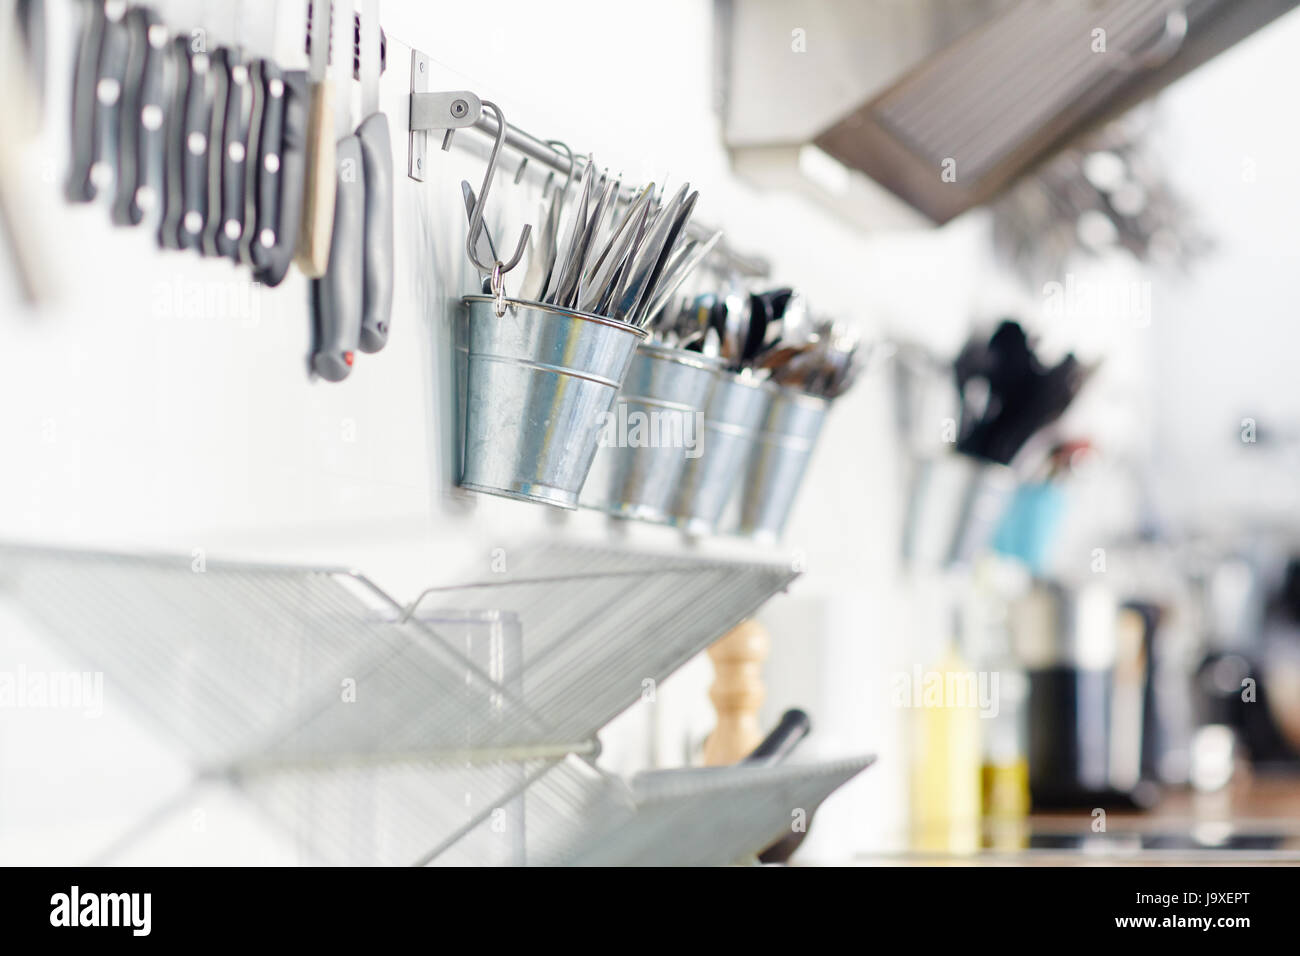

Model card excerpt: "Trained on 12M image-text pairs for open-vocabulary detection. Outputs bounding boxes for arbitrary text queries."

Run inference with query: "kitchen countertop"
[851,775,1300,866]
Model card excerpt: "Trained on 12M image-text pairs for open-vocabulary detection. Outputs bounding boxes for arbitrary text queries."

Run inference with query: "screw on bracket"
[451,99,469,119]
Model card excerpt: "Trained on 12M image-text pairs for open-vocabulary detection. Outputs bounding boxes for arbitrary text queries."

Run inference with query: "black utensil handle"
[742,708,812,767]
[199,48,231,256]
[90,5,130,202]
[157,36,190,249]
[111,9,168,226]
[310,135,365,382]
[356,111,392,354]
[253,70,306,288]
[237,59,270,266]
[178,49,213,251]
[216,51,253,259]
[66,0,107,202]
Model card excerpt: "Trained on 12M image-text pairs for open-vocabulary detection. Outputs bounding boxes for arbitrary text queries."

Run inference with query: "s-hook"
[463,99,531,316]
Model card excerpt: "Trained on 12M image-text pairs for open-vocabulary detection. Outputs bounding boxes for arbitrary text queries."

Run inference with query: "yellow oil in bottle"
[910,642,982,854]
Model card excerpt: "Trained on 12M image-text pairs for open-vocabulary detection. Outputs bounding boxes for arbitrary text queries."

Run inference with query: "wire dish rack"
[0,541,872,865]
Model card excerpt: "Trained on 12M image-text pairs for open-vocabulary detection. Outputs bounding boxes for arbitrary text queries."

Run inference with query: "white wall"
[12,0,1286,864]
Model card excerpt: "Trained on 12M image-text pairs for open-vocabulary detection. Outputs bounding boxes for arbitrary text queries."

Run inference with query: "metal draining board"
[0,542,799,865]
[233,757,560,867]
[431,753,876,866]
[0,544,568,770]
[405,542,799,744]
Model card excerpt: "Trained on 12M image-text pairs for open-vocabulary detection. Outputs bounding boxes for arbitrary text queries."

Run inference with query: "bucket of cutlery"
[901,452,1017,568]
[738,387,829,543]
[459,296,647,509]
[672,372,774,535]
[580,344,722,522]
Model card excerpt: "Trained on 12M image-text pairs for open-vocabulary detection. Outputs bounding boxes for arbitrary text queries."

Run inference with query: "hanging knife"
[310,0,363,381]
[295,0,335,277]
[111,8,171,227]
[214,47,254,259]
[67,1,129,203]
[198,46,232,256]
[251,69,307,287]
[177,46,214,251]
[240,59,277,267]
[157,35,190,248]
[66,0,108,202]
[355,0,392,354]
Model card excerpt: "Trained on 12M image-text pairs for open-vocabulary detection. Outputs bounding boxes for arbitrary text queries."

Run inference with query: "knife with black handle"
[251,69,306,288]
[157,35,190,248]
[742,709,812,767]
[237,58,272,266]
[111,8,171,227]
[199,46,232,256]
[89,3,130,202]
[215,49,253,259]
[177,47,214,251]
[66,0,108,202]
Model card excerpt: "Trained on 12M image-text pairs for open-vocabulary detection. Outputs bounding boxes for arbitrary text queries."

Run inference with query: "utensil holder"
[579,344,722,523]
[902,453,1017,568]
[459,296,647,509]
[738,388,829,543]
[672,372,773,536]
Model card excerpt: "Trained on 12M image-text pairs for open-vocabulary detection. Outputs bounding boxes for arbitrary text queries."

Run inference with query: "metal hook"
[464,100,531,275]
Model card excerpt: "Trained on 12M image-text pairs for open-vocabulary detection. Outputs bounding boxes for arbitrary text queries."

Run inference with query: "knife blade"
[294,0,335,277]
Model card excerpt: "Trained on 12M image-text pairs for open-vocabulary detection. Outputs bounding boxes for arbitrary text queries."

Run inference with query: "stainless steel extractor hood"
[719,0,1300,225]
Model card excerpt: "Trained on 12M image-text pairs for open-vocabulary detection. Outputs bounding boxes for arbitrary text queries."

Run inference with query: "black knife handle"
[177,48,213,251]
[247,61,283,270]
[90,5,130,202]
[199,47,231,256]
[111,8,169,226]
[66,0,107,202]
[742,709,812,767]
[157,36,190,248]
[216,50,253,259]
[237,60,270,266]
[253,70,306,288]
[356,111,392,354]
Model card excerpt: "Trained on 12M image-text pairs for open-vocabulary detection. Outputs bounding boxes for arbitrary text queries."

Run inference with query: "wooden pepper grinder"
[702,619,770,766]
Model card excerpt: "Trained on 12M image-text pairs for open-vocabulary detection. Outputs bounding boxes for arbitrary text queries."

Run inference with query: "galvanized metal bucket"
[459,296,647,509]
[738,388,829,543]
[672,372,774,535]
[901,453,1017,568]
[580,344,722,523]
